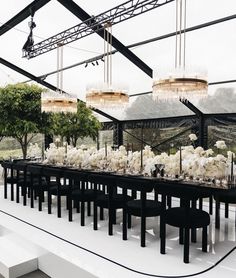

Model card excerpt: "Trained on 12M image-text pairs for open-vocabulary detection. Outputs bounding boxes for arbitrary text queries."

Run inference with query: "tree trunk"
[72,136,77,147]
[19,134,28,159]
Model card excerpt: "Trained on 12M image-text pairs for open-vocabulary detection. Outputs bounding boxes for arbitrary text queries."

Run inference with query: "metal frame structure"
[0,0,50,36]
[1,0,236,151]
[21,12,236,84]
[23,0,174,59]
[23,0,174,78]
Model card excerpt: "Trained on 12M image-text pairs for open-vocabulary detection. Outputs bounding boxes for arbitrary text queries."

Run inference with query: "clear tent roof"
[1,0,236,121]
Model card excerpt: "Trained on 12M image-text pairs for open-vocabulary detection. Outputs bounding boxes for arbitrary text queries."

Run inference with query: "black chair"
[117,176,162,247]
[88,173,133,235]
[1,161,18,201]
[158,183,210,263]
[12,161,28,205]
[214,188,236,229]
[26,164,51,211]
[42,167,65,218]
[63,170,101,225]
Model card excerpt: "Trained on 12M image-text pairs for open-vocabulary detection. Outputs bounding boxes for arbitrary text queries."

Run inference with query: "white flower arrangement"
[41,140,232,182]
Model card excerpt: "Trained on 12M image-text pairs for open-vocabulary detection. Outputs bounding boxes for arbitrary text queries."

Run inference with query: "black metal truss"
[21,12,236,84]
[23,0,174,62]
[0,0,51,36]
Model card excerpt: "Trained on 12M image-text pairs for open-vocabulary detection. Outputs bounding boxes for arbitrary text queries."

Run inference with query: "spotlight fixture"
[96,61,99,65]
[85,63,88,68]
[101,57,105,62]
[92,62,95,66]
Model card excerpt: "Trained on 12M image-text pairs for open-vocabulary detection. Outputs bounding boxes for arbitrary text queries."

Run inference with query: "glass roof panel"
[0,0,236,119]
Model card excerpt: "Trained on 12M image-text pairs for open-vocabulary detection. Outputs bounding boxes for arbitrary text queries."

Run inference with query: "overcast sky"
[0,0,236,99]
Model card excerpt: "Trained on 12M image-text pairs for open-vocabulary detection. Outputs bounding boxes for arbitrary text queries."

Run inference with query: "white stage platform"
[0,185,236,278]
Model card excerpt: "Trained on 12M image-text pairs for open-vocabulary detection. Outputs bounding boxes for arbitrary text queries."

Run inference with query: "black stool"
[214,188,236,229]
[159,184,211,264]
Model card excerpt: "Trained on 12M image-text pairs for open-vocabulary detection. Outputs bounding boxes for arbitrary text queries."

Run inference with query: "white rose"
[214,140,227,149]
[189,133,197,141]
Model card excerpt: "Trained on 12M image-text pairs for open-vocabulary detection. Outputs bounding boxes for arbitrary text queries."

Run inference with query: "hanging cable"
[56,43,64,93]
[183,0,187,68]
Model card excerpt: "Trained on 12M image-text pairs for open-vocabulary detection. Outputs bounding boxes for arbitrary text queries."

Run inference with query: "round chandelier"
[41,44,77,113]
[86,83,128,109]
[86,22,129,109]
[152,0,208,100]
[41,90,77,113]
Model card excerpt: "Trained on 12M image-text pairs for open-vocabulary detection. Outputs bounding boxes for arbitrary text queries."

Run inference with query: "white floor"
[0,185,236,278]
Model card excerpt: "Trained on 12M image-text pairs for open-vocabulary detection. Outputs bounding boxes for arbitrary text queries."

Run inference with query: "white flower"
[189,133,197,141]
[205,148,214,157]
[194,146,205,156]
[227,151,235,159]
[55,138,60,143]
[214,140,227,149]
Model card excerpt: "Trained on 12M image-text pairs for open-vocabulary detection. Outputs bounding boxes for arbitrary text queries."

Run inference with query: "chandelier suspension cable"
[41,42,77,113]
[152,0,207,100]
[175,0,178,68]
[183,0,187,68]
[56,43,64,93]
[85,21,129,109]
[104,22,113,87]
[175,0,187,69]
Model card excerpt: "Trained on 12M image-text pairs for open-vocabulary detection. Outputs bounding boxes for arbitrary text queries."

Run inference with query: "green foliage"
[51,101,101,146]
[0,83,45,158]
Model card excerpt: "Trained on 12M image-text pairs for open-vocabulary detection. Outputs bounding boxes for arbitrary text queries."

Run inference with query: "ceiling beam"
[57,0,153,77]
[0,57,119,123]
[0,0,51,36]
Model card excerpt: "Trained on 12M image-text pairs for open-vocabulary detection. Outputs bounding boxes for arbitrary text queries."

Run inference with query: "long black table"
[1,160,233,230]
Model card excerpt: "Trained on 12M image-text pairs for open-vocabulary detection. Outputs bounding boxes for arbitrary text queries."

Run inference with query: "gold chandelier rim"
[86,91,129,98]
[153,77,208,86]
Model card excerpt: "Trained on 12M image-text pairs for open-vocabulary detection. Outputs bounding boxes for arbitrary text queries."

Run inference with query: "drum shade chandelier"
[152,0,208,100]
[86,22,129,109]
[41,44,77,113]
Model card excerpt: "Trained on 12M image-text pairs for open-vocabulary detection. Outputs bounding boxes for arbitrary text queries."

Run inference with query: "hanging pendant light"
[41,44,77,113]
[86,22,129,109]
[152,0,208,100]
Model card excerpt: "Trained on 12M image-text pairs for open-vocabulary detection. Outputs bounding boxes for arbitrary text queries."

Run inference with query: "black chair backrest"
[116,176,154,192]
[88,173,116,186]
[12,161,28,171]
[27,164,43,175]
[42,166,63,178]
[1,161,14,169]
[155,181,210,200]
[63,169,88,182]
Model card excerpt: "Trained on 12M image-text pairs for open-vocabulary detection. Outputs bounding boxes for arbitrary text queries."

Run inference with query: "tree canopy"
[51,101,101,146]
[0,83,44,158]
[0,84,101,157]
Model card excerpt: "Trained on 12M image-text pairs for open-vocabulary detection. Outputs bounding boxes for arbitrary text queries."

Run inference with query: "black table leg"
[184,227,190,263]
[4,168,7,199]
[215,196,220,229]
